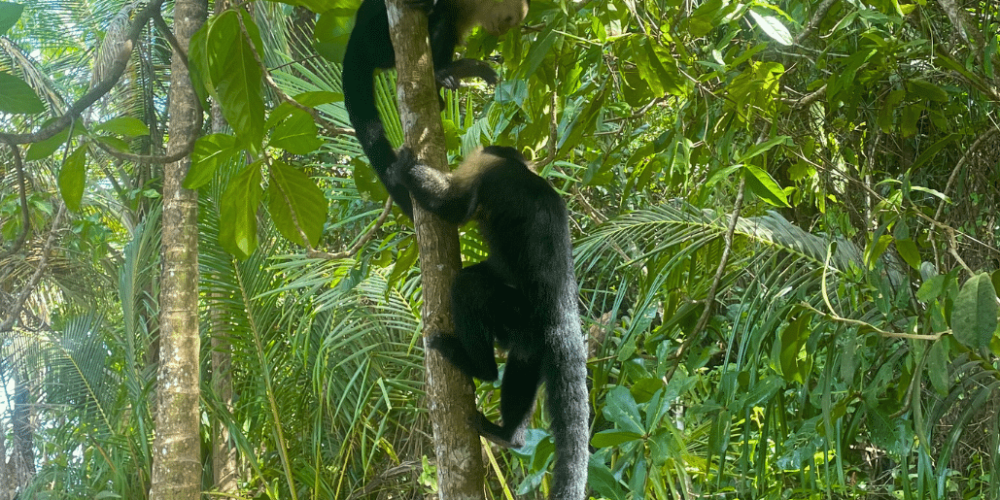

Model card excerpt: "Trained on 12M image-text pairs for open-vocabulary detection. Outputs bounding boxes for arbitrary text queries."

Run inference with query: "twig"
[933,128,998,222]
[91,136,195,164]
[0,0,166,145]
[153,11,188,69]
[307,199,394,260]
[0,140,30,258]
[668,174,746,380]
[0,204,66,332]
[794,0,839,45]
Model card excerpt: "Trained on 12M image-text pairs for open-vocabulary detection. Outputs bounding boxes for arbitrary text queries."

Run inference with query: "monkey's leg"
[475,353,542,449]
[430,262,521,382]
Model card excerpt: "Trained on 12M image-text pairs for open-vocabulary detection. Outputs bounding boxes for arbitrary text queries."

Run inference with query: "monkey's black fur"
[342,0,528,218]
[390,146,589,500]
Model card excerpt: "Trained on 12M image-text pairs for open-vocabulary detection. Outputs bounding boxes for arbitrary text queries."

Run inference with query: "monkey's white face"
[478,0,529,36]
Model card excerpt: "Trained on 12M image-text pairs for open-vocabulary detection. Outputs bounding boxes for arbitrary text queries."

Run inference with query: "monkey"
[342,0,530,218]
[389,145,589,499]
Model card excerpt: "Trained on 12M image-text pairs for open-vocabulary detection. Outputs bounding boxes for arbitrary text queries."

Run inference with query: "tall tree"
[149,0,206,498]
[383,1,486,497]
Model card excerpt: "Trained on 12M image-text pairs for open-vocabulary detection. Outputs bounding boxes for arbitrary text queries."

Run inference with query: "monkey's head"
[476,0,529,36]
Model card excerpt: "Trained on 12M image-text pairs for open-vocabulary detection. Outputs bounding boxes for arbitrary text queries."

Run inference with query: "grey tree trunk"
[383,2,487,498]
[149,0,207,498]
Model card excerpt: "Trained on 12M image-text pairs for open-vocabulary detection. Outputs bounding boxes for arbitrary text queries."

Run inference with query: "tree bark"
[149,0,206,498]
[383,2,487,499]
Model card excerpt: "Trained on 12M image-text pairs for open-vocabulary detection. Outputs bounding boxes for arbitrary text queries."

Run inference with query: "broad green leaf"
[894,238,921,270]
[59,146,87,212]
[906,79,949,102]
[602,386,644,435]
[208,11,264,145]
[0,72,45,114]
[270,107,322,154]
[0,2,23,35]
[779,314,811,383]
[900,103,923,137]
[94,135,130,152]
[219,162,263,258]
[916,274,947,302]
[952,273,998,351]
[927,340,950,396]
[748,10,793,46]
[314,8,356,63]
[184,133,239,189]
[742,165,789,207]
[686,0,725,37]
[92,116,150,137]
[267,160,327,247]
[590,430,642,448]
[25,128,69,161]
[878,89,905,132]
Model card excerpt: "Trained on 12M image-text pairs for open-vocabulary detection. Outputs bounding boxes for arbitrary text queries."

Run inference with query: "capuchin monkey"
[389,146,589,500]
[342,0,530,218]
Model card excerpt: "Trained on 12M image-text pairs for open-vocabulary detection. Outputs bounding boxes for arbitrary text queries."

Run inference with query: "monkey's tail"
[342,49,414,218]
[543,299,590,500]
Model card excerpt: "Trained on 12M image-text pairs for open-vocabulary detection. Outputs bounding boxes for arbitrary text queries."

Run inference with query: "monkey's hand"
[388,147,419,187]
[436,59,499,89]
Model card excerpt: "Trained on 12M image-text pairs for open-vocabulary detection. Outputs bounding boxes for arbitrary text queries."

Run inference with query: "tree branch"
[0,0,166,145]
[0,140,30,259]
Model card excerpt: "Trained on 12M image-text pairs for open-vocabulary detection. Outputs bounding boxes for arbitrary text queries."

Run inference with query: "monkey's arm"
[391,147,476,225]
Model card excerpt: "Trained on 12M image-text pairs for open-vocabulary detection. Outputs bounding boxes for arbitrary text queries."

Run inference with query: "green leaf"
[900,103,923,137]
[270,107,322,154]
[748,10,793,46]
[293,91,343,107]
[184,134,239,189]
[59,146,87,212]
[0,2,24,35]
[742,165,789,207]
[927,341,950,396]
[916,275,947,302]
[737,135,791,162]
[906,79,949,102]
[779,314,811,383]
[267,160,327,247]
[878,89,905,132]
[952,273,999,351]
[516,26,557,81]
[219,162,263,259]
[92,116,150,137]
[0,72,45,114]
[590,430,643,448]
[864,234,892,270]
[894,238,921,270]
[208,11,264,145]
[94,135,130,152]
[602,386,644,435]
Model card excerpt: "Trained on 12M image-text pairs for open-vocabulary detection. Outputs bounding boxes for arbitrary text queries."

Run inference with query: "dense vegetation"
[1,0,999,498]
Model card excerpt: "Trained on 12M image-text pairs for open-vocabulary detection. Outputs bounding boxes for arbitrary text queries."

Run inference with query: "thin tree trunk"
[209,0,238,492]
[383,2,487,498]
[149,0,206,498]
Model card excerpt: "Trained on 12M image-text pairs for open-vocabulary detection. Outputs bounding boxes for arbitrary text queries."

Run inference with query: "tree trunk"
[383,2,487,498]
[208,0,239,492]
[149,0,207,498]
